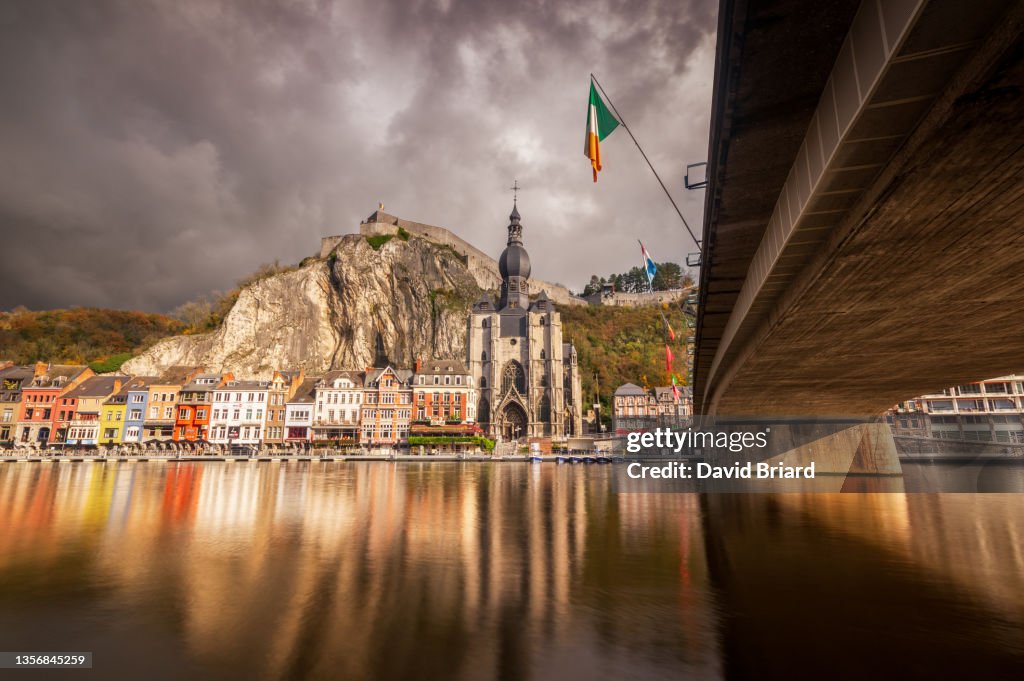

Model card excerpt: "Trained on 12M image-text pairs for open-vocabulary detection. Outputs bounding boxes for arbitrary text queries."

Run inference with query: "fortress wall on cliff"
[320,211,585,306]
[583,289,690,307]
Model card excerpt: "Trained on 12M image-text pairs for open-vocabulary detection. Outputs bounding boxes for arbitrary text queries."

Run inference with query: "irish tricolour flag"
[585,81,620,182]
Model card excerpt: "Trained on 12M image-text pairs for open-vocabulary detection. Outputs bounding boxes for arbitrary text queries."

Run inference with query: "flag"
[585,81,620,182]
[665,344,674,373]
[666,323,676,342]
[671,374,680,402]
[639,241,658,289]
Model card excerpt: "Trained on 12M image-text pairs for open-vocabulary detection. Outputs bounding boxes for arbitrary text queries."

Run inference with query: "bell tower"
[498,203,532,311]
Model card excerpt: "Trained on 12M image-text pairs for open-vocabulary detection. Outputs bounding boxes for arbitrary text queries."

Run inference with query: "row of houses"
[0,360,481,449]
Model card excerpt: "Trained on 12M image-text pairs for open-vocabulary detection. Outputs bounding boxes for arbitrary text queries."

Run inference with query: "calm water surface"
[0,462,1022,680]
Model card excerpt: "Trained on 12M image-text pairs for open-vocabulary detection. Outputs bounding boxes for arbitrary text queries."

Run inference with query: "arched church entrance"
[498,402,528,442]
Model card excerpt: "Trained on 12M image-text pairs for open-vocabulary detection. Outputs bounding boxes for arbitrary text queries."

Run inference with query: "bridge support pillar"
[761,421,902,476]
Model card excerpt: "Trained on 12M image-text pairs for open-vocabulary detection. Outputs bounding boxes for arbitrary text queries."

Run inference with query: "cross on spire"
[510,179,520,206]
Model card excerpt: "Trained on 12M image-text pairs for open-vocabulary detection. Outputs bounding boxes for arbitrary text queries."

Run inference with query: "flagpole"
[590,73,702,252]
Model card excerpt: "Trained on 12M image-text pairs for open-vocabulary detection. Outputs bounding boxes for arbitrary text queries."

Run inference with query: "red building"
[15,364,93,446]
[173,373,231,443]
[410,360,479,439]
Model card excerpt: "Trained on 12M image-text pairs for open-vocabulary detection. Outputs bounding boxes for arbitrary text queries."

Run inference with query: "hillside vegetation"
[559,303,691,421]
[0,308,185,371]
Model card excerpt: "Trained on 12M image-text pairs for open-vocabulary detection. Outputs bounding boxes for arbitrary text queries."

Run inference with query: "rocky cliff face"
[122,234,485,378]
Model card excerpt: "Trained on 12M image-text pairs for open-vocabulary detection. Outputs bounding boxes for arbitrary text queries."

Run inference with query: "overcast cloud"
[0,0,717,312]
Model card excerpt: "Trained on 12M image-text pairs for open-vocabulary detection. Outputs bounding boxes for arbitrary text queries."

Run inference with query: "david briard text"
[626,461,816,479]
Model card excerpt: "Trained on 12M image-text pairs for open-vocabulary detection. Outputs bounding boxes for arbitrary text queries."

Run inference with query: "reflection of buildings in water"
[0,462,724,679]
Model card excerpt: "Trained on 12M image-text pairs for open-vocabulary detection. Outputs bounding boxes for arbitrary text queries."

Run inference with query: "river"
[0,461,1022,680]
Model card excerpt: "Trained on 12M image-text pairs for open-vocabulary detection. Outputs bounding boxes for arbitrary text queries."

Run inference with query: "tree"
[652,261,683,290]
[581,275,605,297]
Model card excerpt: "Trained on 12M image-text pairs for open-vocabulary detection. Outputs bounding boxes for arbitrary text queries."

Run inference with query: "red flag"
[667,323,676,342]
[665,344,674,372]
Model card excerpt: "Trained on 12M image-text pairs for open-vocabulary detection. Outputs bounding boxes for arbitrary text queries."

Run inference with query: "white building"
[210,380,271,446]
[285,377,318,444]
[313,371,364,444]
[890,375,1024,443]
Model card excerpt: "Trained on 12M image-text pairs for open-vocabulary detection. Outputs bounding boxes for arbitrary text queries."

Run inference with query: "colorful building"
[285,377,318,444]
[144,366,201,442]
[410,359,479,439]
[312,370,364,444]
[122,377,157,444]
[263,370,304,445]
[63,376,125,446]
[174,373,229,443]
[209,379,269,447]
[16,364,93,446]
[99,377,154,446]
[361,367,413,445]
[0,364,37,446]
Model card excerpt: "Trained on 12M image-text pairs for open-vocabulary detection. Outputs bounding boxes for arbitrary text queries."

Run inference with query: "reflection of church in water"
[467,203,582,440]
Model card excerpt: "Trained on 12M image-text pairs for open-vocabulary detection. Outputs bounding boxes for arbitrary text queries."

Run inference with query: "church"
[466,203,583,440]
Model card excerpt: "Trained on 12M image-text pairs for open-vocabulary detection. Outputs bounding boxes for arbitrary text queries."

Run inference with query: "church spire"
[498,200,531,310]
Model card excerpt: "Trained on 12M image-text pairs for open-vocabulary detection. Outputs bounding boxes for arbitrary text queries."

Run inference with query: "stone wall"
[584,288,690,307]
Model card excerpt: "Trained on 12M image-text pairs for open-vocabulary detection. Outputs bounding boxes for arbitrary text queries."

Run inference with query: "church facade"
[466,205,583,441]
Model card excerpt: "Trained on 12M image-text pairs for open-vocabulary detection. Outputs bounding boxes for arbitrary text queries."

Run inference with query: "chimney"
[34,361,47,377]
[415,357,421,373]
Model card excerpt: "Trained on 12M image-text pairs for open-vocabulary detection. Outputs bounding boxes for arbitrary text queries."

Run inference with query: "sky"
[0,0,718,313]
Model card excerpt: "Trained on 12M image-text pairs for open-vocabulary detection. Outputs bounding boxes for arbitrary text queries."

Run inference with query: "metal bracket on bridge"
[686,252,702,268]
[684,162,707,190]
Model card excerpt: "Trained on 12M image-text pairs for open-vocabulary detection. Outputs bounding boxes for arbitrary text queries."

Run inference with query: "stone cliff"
[322,210,586,307]
[122,234,489,378]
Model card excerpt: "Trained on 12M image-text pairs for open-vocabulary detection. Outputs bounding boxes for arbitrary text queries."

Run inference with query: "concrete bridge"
[694,0,1024,417]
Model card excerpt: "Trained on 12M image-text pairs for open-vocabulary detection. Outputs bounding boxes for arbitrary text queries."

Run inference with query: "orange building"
[144,366,201,442]
[174,373,231,443]
[360,367,413,445]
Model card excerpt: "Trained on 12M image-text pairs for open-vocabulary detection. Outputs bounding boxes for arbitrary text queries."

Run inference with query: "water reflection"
[0,462,1022,680]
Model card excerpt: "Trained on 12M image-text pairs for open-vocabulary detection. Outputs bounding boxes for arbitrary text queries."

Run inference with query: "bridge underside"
[696,0,1024,416]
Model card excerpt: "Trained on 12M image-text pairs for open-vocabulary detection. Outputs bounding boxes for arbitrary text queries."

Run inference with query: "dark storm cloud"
[0,0,717,312]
